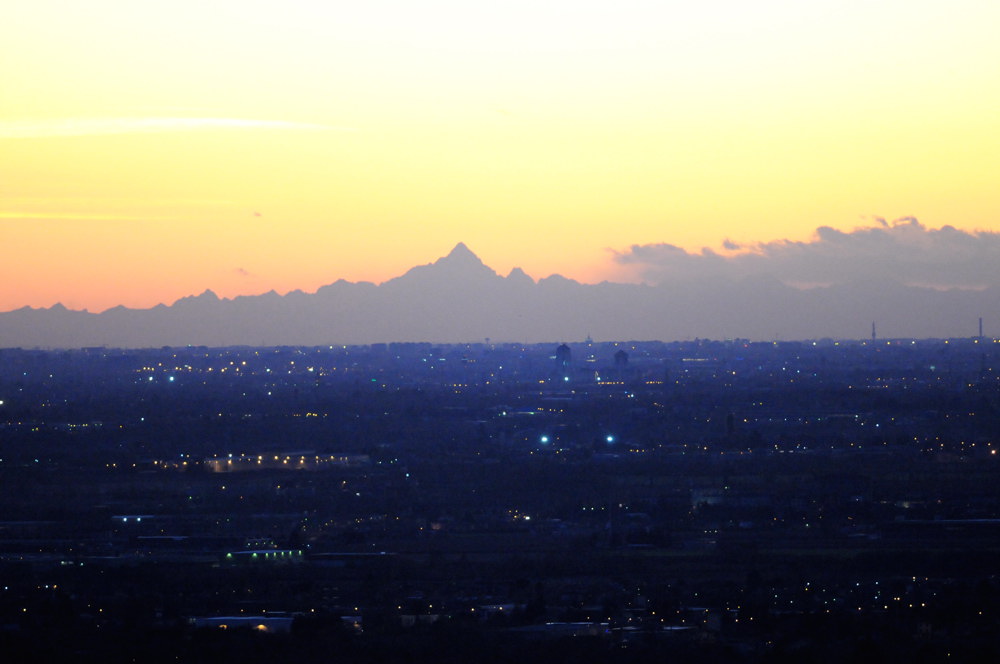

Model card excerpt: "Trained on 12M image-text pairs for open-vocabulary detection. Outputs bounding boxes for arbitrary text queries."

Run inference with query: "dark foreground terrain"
[3,339,1000,661]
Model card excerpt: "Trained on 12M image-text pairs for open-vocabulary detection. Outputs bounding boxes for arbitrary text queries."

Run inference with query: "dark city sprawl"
[3,338,1000,662]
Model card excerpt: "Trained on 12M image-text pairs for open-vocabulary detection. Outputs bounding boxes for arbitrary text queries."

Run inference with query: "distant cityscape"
[3,337,1000,661]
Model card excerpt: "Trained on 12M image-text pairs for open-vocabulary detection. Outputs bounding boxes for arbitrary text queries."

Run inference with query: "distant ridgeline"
[3,244,999,346]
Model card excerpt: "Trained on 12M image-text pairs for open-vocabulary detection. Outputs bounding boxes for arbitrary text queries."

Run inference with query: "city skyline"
[4,2,1000,313]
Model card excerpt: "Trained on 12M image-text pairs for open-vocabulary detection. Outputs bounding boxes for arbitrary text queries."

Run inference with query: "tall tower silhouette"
[555,343,572,382]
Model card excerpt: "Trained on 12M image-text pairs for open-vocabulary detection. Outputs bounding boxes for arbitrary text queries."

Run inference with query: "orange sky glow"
[3,1,999,312]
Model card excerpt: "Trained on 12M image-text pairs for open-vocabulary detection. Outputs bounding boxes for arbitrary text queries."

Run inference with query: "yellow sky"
[3,1,999,312]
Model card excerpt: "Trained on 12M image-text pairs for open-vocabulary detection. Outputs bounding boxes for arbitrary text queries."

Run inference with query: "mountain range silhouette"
[3,243,999,347]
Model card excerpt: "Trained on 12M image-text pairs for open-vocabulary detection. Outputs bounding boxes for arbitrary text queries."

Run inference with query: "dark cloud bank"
[617,218,1000,290]
[4,222,1000,348]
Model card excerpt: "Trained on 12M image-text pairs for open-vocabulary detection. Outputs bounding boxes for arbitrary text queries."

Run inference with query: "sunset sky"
[3,1,999,312]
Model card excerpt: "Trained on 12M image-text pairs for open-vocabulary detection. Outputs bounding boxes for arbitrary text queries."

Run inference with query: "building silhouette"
[555,343,572,381]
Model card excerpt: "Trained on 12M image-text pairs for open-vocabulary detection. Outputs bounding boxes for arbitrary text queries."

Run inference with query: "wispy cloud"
[5,196,237,207]
[1,196,246,223]
[0,117,355,139]
[0,211,154,221]
[616,218,1000,289]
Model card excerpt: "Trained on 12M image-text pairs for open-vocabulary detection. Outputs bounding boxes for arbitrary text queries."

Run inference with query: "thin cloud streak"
[0,212,160,222]
[0,117,355,139]
[1,198,243,223]
[616,218,1000,290]
[6,197,237,207]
